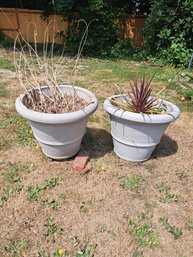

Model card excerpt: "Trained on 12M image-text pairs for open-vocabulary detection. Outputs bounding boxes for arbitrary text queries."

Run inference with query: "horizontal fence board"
[0,8,146,46]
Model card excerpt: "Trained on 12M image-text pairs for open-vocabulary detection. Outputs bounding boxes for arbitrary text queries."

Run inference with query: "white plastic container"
[104,95,180,162]
[15,85,98,160]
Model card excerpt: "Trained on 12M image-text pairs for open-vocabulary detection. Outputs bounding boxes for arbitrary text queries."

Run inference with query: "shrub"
[143,0,193,67]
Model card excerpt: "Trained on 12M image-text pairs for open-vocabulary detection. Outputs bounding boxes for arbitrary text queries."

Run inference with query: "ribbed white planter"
[104,95,180,162]
[15,85,98,160]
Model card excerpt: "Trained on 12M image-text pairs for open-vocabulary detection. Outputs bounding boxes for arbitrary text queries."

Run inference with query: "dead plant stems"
[12,16,94,113]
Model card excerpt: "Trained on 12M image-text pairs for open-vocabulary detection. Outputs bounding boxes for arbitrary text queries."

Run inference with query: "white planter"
[15,85,98,160]
[104,95,180,162]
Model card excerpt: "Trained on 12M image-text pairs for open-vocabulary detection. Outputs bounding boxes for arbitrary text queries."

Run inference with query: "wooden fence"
[0,8,146,46]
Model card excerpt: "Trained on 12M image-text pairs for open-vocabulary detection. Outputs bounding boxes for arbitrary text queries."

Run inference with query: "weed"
[144,202,154,211]
[98,96,106,102]
[0,113,36,146]
[137,212,146,221]
[0,162,33,206]
[156,181,170,193]
[42,199,61,210]
[27,177,62,201]
[72,236,81,247]
[44,177,62,189]
[175,170,188,180]
[43,217,63,243]
[186,217,193,229]
[27,185,44,201]
[6,162,22,184]
[5,239,29,256]
[0,196,8,206]
[89,115,100,123]
[0,84,8,97]
[133,251,143,257]
[144,163,156,173]
[102,117,111,131]
[0,138,11,150]
[75,242,97,257]
[80,200,92,214]
[39,249,69,257]
[14,121,36,146]
[164,194,179,203]
[53,249,69,256]
[155,181,179,203]
[23,163,36,173]
[100,224,108,233]
[59,192,68,201]
[38,250,49,257]
[121,175,144,191]
[126,217,159,249]
[159,217,183,239]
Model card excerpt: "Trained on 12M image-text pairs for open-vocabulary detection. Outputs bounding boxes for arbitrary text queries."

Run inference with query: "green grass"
[0,58,15,71]
[81,58,178,83]
[88,114,100,123]
[0,113,36,146]
[0,113,23,129]
[0,84,8,97]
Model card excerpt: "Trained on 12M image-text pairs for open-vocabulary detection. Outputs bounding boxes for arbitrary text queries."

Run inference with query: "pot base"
[113,137,155,162]
[41,146,81,161]
[39,141,81,161]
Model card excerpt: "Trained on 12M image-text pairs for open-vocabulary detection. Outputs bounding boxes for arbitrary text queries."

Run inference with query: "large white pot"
[104,95,180,162]
[15,85,98,160]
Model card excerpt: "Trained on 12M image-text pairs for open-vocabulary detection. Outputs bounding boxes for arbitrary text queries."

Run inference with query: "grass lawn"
[0,48,193,257]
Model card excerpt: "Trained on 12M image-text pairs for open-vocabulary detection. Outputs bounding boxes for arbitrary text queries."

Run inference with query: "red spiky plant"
[111,75,166,114]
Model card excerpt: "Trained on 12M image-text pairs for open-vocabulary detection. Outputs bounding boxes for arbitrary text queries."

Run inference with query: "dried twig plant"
[13,17,95,114]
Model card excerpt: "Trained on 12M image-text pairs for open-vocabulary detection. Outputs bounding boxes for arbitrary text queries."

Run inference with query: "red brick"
[73,151,90,171]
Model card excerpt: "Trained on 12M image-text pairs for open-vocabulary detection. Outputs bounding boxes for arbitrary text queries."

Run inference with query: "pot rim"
[15,85,98,124]
[104,94,180,124]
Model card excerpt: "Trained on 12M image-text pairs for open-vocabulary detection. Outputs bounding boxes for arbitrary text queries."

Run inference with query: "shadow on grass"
[82,127,113,159]
[152,134,178,158]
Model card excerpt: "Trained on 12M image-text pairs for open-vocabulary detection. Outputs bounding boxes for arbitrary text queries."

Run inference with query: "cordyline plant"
[111,75,167,114]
